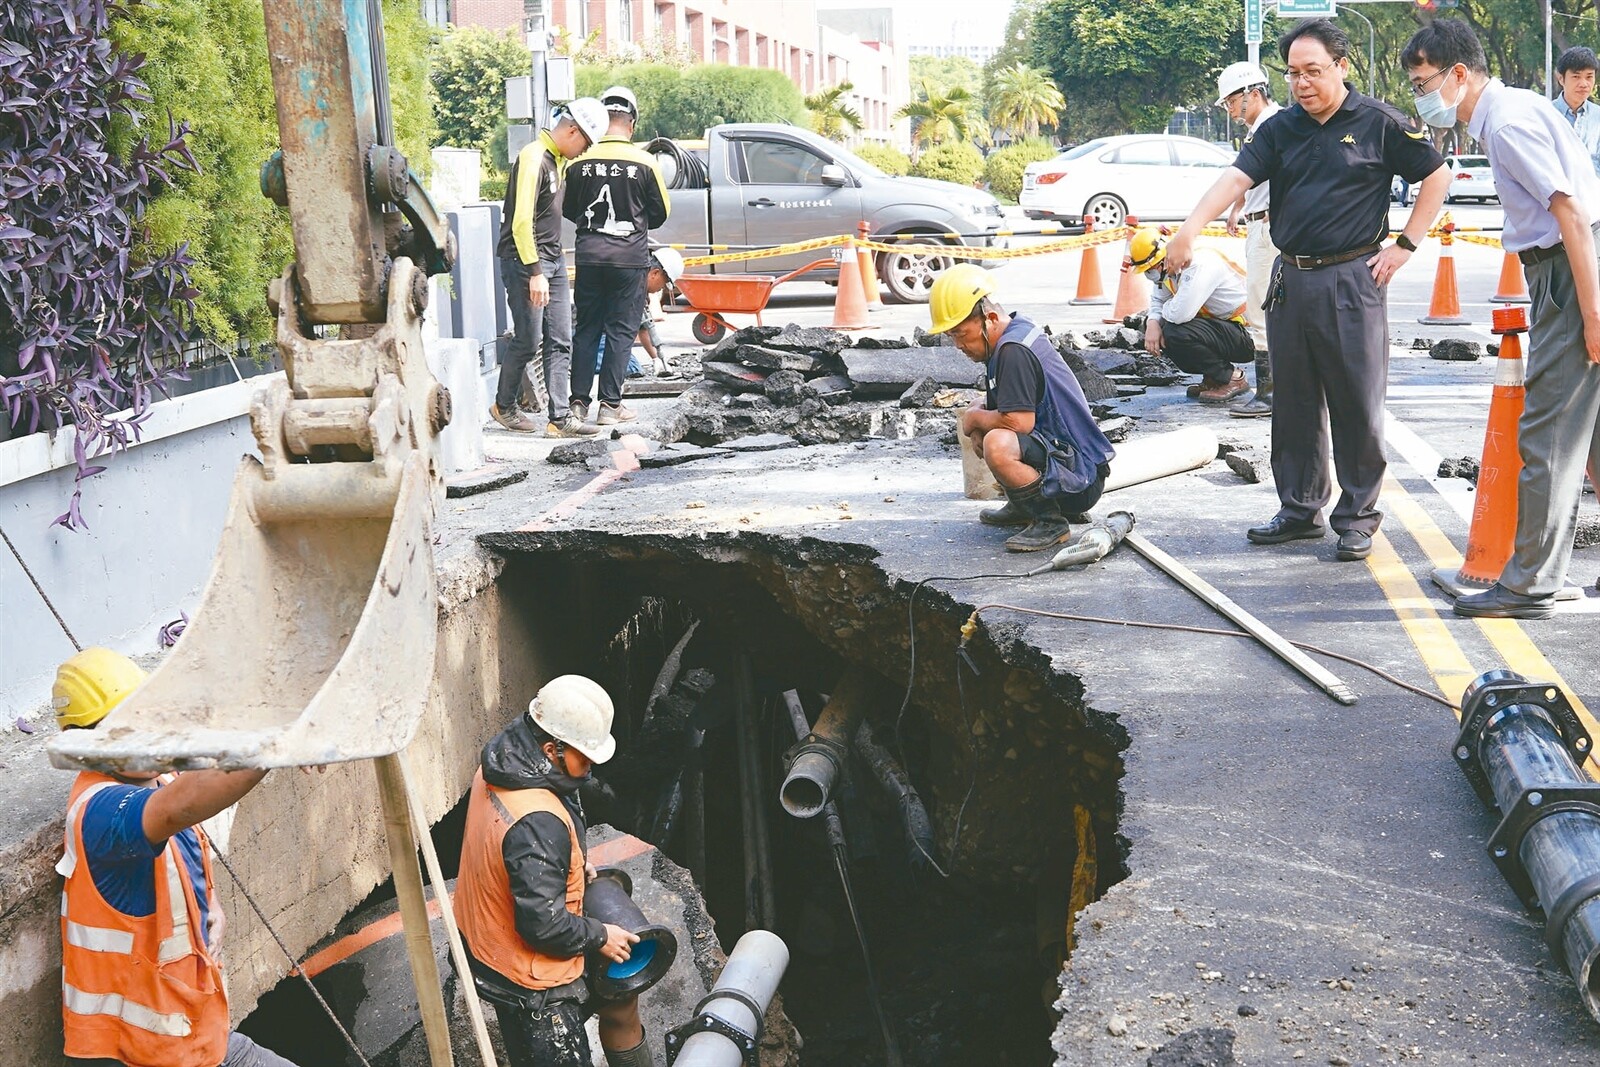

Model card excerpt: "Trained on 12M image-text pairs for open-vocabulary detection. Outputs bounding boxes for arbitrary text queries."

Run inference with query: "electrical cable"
[207,844,376,1067]
[645,137,708,190]
[1,523,81,651]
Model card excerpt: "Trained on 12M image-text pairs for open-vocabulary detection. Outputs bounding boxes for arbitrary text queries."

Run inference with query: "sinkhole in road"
[242,530,1130,1066]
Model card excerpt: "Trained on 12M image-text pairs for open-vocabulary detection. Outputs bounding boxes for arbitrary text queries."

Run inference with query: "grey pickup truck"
[648,123,1008,305]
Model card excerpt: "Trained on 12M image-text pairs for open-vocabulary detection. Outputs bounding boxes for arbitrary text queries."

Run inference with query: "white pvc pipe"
[675,931,791,1067]
[1104,426,1218,493]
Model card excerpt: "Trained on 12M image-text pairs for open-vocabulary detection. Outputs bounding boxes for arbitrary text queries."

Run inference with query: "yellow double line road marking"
[1372,475,1597,754]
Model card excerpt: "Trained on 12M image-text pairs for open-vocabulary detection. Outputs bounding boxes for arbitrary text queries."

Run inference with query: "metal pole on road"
[1340,5,1377,96]
[1547,0,1555,99]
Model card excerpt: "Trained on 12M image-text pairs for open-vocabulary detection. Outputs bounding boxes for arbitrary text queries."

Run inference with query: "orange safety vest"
[1164,249,1248,323]
[456,769,587,990]
[58,771,230,1067]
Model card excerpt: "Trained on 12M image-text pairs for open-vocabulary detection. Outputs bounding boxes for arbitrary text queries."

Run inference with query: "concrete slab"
[836,345,981,396]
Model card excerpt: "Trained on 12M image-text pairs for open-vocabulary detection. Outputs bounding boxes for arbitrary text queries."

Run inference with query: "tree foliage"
[574,63,807,139]
[989,63,1065,139]
[909,54,982,100]
[430,25,530,162]
[911,140,985,186]
[983,137,1058,201]
[804,80,863,141]
[854,142,912,176]
[1030,0,1241,138]
[898,81,985,150]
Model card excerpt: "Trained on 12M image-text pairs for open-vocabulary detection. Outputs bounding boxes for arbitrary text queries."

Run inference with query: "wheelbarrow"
[673,258,834,345]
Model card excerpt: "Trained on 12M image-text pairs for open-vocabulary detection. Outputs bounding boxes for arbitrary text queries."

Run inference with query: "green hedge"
[854,143,911,176]
[431,25,530,165]
[112,0,434,345]
[911,141,985,187]
[574,63,807,140]
[983,138,1059,202]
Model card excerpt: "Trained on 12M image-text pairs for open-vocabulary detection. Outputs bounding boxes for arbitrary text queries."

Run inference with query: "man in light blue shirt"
[1403,20,1600,618]
[1553,46,1600,177]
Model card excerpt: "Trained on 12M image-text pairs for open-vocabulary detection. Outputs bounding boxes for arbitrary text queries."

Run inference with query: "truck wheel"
[877,242,955,304]
[691,313,726,345]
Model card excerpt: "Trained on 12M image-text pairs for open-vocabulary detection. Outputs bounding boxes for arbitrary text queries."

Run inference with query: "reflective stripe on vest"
[62,982,192,1038]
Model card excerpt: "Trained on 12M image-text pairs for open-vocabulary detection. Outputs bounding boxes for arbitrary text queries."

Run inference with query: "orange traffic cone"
[831,236,871,330]
[1419,224,1470,325]
[1431,305,1527,598]
[1489,249,1531,304]
[856,222,883,310]
[1069,215,1110,306]
[1103,216,1150,325]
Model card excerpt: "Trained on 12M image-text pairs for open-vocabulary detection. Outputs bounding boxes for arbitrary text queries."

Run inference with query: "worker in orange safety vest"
[53,648,297,1067]
[455,674,652,1067]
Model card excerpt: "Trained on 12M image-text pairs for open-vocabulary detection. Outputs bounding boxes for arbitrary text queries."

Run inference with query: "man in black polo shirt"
[1165,19,1449,561]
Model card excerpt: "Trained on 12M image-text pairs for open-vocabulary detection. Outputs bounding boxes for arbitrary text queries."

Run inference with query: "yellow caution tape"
[682,233,852,267]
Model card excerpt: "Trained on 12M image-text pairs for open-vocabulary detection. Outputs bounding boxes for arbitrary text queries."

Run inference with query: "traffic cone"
[1431,305,1527,598]
[1069,215,1110,306]
[831,236,871,330]
[1103,216,1150,325]
[1418,224,1471,325]
[856,222,884,309]
[1489,249,1531,304]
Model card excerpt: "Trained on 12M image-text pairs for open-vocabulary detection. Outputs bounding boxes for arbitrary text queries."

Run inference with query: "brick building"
[427,0,908,147]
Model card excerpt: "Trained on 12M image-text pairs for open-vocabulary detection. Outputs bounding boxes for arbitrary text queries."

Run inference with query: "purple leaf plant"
[0,1,198,529]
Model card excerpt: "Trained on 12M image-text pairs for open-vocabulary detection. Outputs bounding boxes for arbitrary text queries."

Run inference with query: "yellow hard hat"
[928,264,996,335]
[1129,228,1167,274]
[53,648,146,730]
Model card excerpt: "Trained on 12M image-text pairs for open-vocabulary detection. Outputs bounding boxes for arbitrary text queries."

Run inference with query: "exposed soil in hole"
[240,530,1129,1065]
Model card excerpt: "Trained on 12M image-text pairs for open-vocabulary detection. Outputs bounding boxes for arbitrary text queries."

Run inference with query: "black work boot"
[978,497,1030,526]
[1230,352,1273,418]
[1002,478,1073,552]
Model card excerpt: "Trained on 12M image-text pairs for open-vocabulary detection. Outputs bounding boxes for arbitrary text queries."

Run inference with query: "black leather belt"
[1244,210,1269,222]
[1519,222,1600,266]
[1283,243,1382,270]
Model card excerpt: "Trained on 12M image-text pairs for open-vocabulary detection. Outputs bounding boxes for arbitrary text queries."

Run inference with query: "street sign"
[1244,0,1263,44]
[1277,0,1337,15]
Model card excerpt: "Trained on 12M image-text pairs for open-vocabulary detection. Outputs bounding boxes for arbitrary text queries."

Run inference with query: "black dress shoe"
[1453,583,1556,620]
[1335,530,1373,561]
[1247,516,1326,544]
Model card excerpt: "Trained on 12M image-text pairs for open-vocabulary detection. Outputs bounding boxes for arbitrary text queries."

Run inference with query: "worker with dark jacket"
[933,264,1116,552]
[561,85,670,431]
[53,649,296,1067]
[455,676,650,1067]
[493,98,608,436]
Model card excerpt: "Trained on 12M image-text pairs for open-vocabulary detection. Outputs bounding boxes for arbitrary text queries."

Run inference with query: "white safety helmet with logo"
[650,247,685,283]
[528,674,617,763]
[563,97,609,147]
[1215,61,1269,106]
[600,84,639,118]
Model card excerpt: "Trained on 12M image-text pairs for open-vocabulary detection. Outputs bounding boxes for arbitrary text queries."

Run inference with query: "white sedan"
[1019,135,1239,229]
[1443,154,1497,204]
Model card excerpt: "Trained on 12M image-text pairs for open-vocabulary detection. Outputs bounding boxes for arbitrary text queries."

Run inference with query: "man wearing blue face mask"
[1402,20,1600,619]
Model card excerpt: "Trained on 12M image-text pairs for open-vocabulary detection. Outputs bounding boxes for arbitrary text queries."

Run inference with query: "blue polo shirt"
[80,784,211,942]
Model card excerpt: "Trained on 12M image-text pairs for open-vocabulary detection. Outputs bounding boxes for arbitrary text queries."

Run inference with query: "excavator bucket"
[48,452,436,772]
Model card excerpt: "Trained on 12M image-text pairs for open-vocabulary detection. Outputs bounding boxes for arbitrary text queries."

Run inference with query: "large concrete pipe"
[1455,669,1600,1022]
[780,672,874,818]
[1103,426,1218,492]
[665,930,790,1067]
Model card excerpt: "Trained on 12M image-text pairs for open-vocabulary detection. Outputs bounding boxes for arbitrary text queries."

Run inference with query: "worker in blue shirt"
[1553,46,1600,177]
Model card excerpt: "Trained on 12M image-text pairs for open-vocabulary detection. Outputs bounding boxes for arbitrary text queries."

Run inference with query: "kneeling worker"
[54,649,297,1067]
[1130,227,1254,404]
[933,264,1115,551]
[456,675,651,1067]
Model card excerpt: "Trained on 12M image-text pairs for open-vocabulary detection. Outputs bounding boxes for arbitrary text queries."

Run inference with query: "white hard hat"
[528,675,616,764]
[1216,61,1270,105]
[601,84,638,116]
[651,247,684,282]
[564,98,608,146]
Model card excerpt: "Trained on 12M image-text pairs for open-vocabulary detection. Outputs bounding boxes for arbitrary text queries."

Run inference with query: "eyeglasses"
[1285,65,1339,84]
[1409,66,1451,97]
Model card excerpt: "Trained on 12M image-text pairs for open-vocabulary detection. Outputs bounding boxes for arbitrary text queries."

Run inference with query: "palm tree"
[896,80,982,151]
[804,80,863,141]
[989,63,1065,140]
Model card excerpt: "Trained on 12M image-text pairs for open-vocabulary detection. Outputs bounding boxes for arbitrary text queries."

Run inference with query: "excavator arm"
[49,0,456,773]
